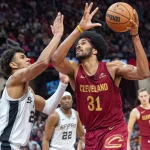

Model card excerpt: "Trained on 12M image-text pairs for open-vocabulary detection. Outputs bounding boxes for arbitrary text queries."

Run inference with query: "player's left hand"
[51,12,64,37]
[126,9,139,36]
[59,72,69,84]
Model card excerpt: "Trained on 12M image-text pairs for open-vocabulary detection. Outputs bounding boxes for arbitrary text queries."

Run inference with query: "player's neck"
[60,108,72,117]
[81,57,99,76]
[140,103,150,109]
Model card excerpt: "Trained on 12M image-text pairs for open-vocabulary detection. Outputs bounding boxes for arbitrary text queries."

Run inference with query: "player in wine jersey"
[42,91,84,150]
[0,13,69,150]
[128,88,150,150]
[51,2,149,150]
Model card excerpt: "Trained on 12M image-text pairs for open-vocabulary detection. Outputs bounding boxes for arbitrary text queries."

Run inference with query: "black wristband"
[131,33,139,37]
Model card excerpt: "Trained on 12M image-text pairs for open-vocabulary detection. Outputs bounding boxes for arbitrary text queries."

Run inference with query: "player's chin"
[65,106,72,109]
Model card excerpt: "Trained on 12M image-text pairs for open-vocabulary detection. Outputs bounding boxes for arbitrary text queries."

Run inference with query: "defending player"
[0,13,69,150]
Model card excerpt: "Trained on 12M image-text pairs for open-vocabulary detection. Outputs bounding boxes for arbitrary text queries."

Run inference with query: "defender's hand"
[59,72,69,84]
[79,3,102,31]
[51,12,64,37]
[126,9,139,36]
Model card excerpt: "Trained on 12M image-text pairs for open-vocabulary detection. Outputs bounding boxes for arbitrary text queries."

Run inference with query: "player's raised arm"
[5,13,64,85]
[116,10,149,80]
[51,2,101,75]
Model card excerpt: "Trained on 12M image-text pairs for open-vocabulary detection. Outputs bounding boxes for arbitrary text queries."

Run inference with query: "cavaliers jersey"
[0,86,35,150]
[136,106,150,137]
[50,108,77,150]
[75,62,125,132]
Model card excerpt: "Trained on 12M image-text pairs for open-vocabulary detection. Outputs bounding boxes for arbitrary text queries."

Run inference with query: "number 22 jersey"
[50,108,77,150]
[75,62,125,132]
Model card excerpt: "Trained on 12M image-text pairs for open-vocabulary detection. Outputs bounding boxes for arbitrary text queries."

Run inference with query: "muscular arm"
[115,36,149,80]
[116,10,149,80]
[128,108,139,145]
[111,60,149,80]
[42,112,59,150]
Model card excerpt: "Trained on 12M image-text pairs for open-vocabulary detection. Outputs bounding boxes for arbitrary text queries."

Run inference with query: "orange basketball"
[106,2,135,32]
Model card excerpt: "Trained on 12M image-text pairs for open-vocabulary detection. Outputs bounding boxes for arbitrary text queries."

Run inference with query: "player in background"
[128,88,150,150]
[42,91,84,150]
[0,13,69,150]
[51,2,149,150]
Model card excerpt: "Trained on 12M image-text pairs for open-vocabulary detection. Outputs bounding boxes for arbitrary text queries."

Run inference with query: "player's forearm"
[42,82,68,115]
[51,27,81,65]
[37,35,62,65]
[132,35,149,78]
[127,126,133,143]
[42,139,49,150]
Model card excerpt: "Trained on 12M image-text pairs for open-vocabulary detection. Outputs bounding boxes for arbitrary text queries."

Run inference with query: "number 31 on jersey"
[87,96,102,111]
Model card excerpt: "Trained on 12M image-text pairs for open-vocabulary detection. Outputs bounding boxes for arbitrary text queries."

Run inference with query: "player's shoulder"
[69,60,79,67]
[7,68,27,86]
[131,107,139,115]
[47,111,59,124]
[107,60,126,67]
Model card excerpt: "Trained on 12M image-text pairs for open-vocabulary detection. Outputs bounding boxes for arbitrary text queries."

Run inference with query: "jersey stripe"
[0,101,19,150]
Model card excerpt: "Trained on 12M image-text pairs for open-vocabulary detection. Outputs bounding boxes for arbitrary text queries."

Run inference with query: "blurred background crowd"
[0,0,150,149]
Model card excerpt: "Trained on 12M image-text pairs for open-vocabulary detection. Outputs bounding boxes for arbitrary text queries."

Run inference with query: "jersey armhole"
[55,111,61,127]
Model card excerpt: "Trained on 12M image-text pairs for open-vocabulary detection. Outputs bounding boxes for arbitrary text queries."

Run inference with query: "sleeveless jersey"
[50,108,77,150]
[136,106,150,137]
[0,86,35,149]
[75,62,125,132]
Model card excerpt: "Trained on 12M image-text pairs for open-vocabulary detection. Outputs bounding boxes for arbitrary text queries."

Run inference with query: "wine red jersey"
[75,62,125,132]
[136,106,150,137]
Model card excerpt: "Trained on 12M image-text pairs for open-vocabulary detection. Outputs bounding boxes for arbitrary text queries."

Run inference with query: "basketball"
[106,2,135,32]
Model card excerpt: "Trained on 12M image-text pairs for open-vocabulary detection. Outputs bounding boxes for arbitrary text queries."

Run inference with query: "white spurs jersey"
[0,86,35,150]
[50,108,78,150]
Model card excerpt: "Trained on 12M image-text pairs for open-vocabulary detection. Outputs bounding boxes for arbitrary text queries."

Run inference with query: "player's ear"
[92,49,98,55]
[9,62,18,69]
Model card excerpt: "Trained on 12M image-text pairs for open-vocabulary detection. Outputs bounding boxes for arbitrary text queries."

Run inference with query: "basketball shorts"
[141,136,150,150]
[85,122,128,150]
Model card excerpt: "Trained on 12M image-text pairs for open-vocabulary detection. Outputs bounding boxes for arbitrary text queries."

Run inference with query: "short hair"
[137,88,149,96]
[0,46,24,77]
[76,31,108,61]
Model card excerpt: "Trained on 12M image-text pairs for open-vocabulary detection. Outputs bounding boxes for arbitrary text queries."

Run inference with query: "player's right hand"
[78,3,102,31]
[59,72,69,84]
[51,12,64,37]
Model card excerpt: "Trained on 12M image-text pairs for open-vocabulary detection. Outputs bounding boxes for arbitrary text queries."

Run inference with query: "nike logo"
[62,118,66,121]
[141,111,145,114]
[148,140,150,143]
[108,126,115,130]
[80,75,86,79]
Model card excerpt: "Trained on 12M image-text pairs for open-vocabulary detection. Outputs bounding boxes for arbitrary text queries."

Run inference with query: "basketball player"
[42,91,84,150]
[51,2,149,150]
[0,13,69,150]
[128,88,150,150]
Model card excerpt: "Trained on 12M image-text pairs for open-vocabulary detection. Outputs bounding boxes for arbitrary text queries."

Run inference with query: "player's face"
[11,52,31,69]
[76,39,93,60]
[138,91,150,105]
[61,95,73,110]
